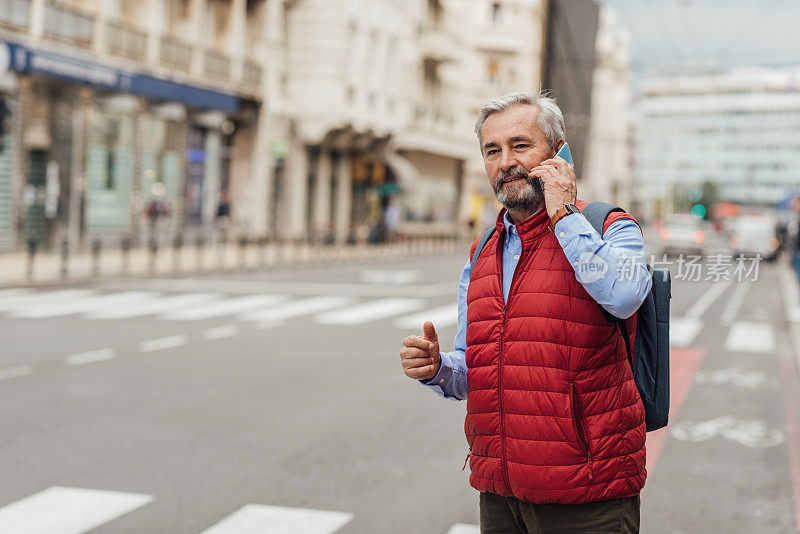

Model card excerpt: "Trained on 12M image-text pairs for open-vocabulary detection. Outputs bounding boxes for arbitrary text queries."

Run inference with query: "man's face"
[480,105,557,213]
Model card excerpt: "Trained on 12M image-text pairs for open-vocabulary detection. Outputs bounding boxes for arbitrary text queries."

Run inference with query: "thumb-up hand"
[400,321,441,381]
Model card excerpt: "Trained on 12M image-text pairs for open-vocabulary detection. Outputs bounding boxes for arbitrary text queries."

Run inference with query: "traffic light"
[690,203,707,219]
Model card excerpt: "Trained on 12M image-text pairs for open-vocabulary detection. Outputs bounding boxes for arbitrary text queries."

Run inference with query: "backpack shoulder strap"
[581,201,625,236]
[470,227,496,276]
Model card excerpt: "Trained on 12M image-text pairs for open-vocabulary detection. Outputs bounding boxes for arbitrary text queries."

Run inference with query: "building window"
[487,59,500,85]
[491,2,502,25]
[104,120,120,190]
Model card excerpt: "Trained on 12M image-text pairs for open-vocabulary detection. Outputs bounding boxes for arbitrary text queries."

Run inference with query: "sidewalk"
[0,237,466,288]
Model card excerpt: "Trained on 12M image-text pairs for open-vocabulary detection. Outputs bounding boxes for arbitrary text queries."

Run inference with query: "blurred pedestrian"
[215,190,231,244]
[145,183,171,242]
[384,197,401,242]
[399,92,651,533]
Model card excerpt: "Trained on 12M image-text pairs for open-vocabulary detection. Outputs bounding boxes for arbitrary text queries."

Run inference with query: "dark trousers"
[479,492,640,534]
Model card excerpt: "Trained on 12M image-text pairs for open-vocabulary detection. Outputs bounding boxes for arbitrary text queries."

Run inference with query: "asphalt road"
[0,247,797,533]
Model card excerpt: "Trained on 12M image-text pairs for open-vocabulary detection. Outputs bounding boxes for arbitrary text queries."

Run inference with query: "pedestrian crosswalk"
[0,486,478,533]
[0,288,779,350]
[0,289,454,330]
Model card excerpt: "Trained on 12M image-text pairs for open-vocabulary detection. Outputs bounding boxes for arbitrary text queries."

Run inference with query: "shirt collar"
[503,207,543,236]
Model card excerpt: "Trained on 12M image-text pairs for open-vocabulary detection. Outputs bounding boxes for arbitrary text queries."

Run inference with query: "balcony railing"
[160,35,192,71]
[107,20,146,60]
[44,2,94,46]
[419,21,460,63]
[242,59,262,87]
[0,0,30,29]
[204,49,231,79]
[413,103,456,132]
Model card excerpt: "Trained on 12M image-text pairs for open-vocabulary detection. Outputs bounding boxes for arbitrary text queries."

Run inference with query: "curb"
[0,239,473,289]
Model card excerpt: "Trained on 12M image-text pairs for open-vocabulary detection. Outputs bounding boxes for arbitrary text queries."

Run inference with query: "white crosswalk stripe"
[140,334,188,352]
[241,296,356,323]
[359,269,422,284]
[0,486,152,534]
[10,291,160,318]
[446,524,480,534]
[66,348,117,366]
[316,298,424,325]
[724,321,776,354]
[0,365,33,381]
[205,325,238,340]
[0,289,97,312]
[670,316,703,347]
[162,294,288,320]
[395,303,459,329]
[199,504,353,534]
[84,293,221,319]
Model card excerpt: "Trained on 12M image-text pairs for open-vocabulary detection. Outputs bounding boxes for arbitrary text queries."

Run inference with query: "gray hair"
[474,91,565,149]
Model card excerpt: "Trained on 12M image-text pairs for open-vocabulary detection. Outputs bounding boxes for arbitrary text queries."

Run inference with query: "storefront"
[0,38,243,251]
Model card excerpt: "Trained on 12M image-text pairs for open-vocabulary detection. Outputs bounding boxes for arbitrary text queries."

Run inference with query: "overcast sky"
[599,0,800,78]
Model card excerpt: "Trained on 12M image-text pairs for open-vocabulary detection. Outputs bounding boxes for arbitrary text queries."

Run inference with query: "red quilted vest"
[464,201,647,505]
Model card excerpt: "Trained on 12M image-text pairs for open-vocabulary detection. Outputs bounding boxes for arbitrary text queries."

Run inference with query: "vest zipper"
[570,381,594,481]
[499,306,510,492]
[496,227,528,494]
[462,450,470,471]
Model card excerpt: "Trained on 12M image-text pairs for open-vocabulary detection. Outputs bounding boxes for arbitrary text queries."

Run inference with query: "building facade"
[274,0,477,244]
[0,0,270,252]
[633,68,800,221]
[0,0,630,251]
[581,4,632,207]
[461,0,548,233]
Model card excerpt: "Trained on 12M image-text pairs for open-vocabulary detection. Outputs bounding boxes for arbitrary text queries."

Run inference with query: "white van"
[729,214,780,261]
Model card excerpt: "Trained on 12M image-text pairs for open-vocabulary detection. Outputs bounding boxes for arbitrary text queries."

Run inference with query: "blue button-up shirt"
[421,209,651,400]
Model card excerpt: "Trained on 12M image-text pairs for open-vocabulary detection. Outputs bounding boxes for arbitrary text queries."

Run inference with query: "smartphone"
[555,142,573,166]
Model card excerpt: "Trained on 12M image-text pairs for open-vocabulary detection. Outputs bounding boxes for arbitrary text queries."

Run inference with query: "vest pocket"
[570,381,594,480]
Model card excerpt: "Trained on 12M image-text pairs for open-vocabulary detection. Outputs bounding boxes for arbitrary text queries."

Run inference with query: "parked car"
[658,214,708,257]
[728,214,780,261]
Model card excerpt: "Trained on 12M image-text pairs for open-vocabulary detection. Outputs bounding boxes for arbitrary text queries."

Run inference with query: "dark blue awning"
[0,39,240,112]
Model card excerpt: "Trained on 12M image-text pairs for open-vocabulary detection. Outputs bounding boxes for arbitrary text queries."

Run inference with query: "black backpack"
[469,202,671,432]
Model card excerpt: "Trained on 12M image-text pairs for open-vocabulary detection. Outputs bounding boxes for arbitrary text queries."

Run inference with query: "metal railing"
[0,0,30,29]
[44,2,94,46]
[107,20,147,60]
[204,49,231,79]
[20,234,466,282]
[160,35,192,71]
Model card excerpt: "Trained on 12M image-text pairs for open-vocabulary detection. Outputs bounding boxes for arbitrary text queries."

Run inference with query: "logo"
[575,251,608,284]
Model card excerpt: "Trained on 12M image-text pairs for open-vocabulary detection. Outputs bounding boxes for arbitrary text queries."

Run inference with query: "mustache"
[500,167,529,183]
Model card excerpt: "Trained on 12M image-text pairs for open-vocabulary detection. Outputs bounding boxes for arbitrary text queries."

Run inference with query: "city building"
[461,0,548,233]
[274,0,474,244]
[634,67,800,221]
[0,0,630,252]
[0,0,271,252]
[581,4,632,207]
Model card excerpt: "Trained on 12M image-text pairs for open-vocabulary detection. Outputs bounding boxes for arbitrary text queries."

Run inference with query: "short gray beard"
[494,168,543,213]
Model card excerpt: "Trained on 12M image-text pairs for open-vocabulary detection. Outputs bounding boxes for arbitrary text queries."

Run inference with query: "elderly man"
[400,92,651,533]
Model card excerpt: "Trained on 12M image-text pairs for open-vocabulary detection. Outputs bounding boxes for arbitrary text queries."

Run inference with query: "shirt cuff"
[419,351,454,388]
[553,213,596,245]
